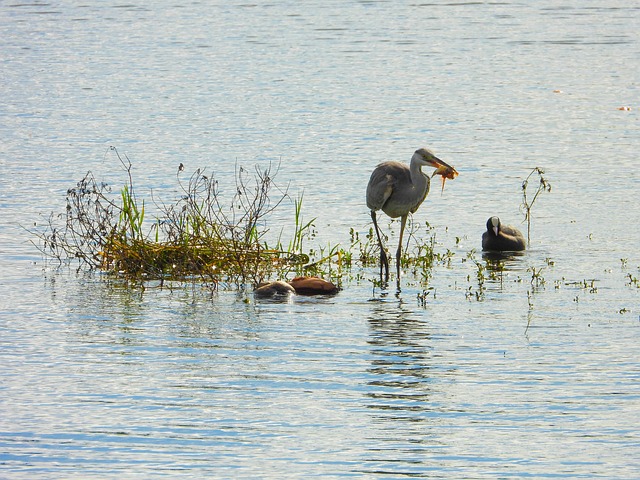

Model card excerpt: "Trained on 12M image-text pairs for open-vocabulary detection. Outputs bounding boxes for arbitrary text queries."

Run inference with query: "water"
[1,1,639,478]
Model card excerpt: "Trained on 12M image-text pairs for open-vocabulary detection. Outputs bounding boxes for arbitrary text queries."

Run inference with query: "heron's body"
[482,216,526,251]
[366,148,454,284]
[366,161,430,218]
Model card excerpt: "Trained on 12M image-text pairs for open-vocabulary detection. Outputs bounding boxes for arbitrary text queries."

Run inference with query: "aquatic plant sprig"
[287,193,317,256]
[521,167,551,245]
[349,227,381,267]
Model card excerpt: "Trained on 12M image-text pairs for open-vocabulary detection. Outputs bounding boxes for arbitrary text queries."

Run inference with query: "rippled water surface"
[1,1,639,478]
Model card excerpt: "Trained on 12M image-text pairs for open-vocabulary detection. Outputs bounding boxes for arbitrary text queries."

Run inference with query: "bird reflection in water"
[363,300,440,467]
[480,249,527,291]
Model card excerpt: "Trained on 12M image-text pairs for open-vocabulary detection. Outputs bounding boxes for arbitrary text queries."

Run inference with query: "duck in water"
[482,216,526,251]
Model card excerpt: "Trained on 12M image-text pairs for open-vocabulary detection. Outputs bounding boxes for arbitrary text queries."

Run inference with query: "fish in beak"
[430,159,459,193]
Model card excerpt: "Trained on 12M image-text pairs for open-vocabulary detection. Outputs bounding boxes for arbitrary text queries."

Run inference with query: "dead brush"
[31,147,320,287]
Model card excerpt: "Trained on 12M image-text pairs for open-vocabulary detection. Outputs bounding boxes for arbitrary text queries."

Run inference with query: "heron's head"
[487,216,501,236]
[414,147,454,170]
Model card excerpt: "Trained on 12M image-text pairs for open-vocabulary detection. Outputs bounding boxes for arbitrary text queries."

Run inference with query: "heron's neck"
[409,157,429,188]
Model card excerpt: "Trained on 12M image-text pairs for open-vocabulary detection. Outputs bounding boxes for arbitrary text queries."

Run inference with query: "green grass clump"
[32,147,340,288]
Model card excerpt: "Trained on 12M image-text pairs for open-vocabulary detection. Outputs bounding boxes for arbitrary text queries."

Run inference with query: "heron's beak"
[429,158,458,179]
[428,156,454,172]
[493,226,499,236]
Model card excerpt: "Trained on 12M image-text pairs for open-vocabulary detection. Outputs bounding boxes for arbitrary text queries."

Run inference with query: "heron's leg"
[371,210,389,282]
[396,214,408,282]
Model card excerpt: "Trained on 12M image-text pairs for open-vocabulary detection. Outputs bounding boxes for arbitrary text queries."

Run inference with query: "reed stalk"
[521,167,551,245]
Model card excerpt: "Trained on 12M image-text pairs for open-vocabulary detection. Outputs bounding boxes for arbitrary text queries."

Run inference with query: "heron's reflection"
[365,299,433,420]
[361,298,444,474]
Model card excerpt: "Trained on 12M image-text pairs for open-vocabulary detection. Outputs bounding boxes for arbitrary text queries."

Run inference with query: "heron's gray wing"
[366,166,395,211]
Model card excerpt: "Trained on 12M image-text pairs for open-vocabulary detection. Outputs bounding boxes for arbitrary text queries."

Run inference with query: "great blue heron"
[482,216,526,251]
[366,147,456,283]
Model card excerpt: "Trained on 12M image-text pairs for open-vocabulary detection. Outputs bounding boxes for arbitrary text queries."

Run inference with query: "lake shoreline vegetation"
[30,148,637,311]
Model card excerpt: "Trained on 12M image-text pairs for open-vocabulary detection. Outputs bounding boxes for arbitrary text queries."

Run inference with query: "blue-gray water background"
[1,1,639,478]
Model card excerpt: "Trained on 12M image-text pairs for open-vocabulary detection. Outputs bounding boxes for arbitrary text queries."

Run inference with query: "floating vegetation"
[484,257,505,287]
[464,250,487,301]
[521,167,551,245]
[416,287,434,307]
[350,217,453,288]
[625,273,640,288]
[525,290,535,334]
[31,147,343,288]
[349,227,380,268]
[565,278,599,293]
[528,266,546,289]
[401,219,437,283]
